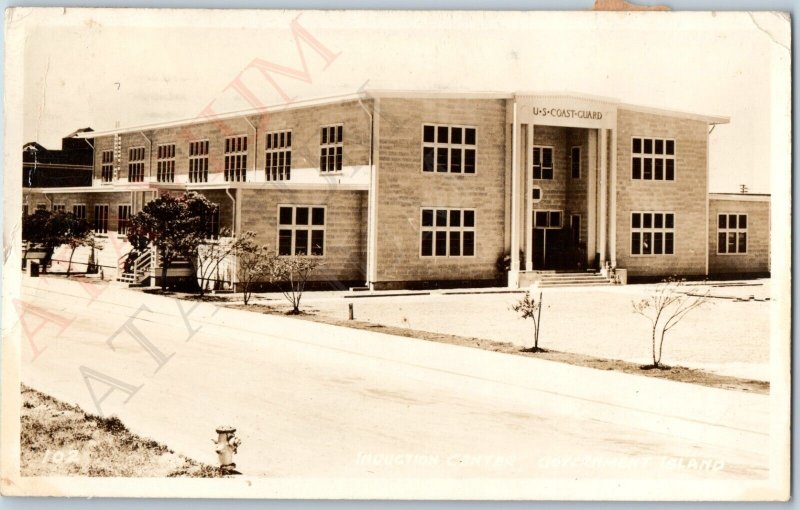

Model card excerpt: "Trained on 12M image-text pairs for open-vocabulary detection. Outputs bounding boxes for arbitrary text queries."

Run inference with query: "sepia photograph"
[0,7,791,501]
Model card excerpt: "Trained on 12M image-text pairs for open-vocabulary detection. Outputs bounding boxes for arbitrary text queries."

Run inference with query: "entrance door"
[532,210,563,269]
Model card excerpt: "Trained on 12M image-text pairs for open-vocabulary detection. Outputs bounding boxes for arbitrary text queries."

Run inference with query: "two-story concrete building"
[22,90,770,289]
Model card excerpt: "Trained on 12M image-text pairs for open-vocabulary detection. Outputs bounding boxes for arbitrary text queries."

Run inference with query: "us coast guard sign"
[515,94,617,129]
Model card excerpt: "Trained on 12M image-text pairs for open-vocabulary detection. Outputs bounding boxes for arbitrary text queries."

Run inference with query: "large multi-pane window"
[224,135,248,182]
[128,147,146,182]
[631,212,674,255]
[420,208,475,257]
[278,206,325,256]
[52,204,66,213]
[320,125,343,172]
[718,213,747,254]
[72,204,87,220]
[157,144,176,182]
[631,137,675,181]
[94,205,109,234]
[117,205,131,236]
[534,210,562,229]
[422,125,477,174]
[532,146,554,180]
[101,150,114,182]
[266,130,292,181]
[189,140,209,183]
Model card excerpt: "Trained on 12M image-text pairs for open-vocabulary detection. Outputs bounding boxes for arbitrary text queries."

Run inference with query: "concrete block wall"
[374,98,507,286]
[708,198,770,275]
[613,109,709,277]
[239,188,367,285]
[93,100,372,185]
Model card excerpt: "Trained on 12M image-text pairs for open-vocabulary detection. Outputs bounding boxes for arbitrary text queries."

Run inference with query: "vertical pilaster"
[509,102,520,285]
[609,128,617,268]
[525,123,534,271]
[598,128,608,266]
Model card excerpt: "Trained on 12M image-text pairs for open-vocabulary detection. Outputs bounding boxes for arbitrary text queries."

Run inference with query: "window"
[118,205,131,236]
[631,212,674,255]
[189,140,209,183]
[22,204,28,217]
[157,144,176,183]
[533,210,562,229]
[101,150,114,182]
[52,204,66,213]
[266,130,292,181]
[570,146,581,179]
[320,125,343,172]
[224,135,248,182]
[94,205,109,234]
[36,203,47,211]
[420,208,475,257]
[422,125,477,174]
[73,204,87,220]
[570,214,581,243]
[532,147,554,180]
[128,147,146,182]
[204,207,220,240]
[532,187,542,203]
[278,206,326,256]
[632,137,675,181]
[718,214,747,254]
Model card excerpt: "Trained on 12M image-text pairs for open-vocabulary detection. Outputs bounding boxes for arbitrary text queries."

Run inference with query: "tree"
[235,239,275,306]
[127,192,218,291]
[270,256,321,314]
[193,229,256,297]
[22,210,100,274]
[512,290,545,352]
[632,279,710,369]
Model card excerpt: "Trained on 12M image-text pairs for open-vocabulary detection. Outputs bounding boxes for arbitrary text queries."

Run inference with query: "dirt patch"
[20,385,224,477]
[229,303,769,395]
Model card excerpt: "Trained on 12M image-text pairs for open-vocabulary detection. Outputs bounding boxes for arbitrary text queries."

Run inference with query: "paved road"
[15,276,769,485]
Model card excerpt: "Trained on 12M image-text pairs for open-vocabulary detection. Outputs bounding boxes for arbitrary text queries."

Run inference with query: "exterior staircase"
[519,270,616,288]
[116,249,153,286]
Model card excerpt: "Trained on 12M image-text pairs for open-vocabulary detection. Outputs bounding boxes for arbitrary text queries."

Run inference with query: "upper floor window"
[157,144,176,183]
[532,146,554,180]
[718,213,747,254]
[631,212,674,255]
[224,135,248,182]
[266,130,292,181]
[278,205,326,256]
[632,137,675,181]
[422,125,476,174]
[420,207,475,257]
[128,147,145,182]
[320,125,343,172]
[570,146,581,179]
[189,140,209,183]
[101,150,114,182]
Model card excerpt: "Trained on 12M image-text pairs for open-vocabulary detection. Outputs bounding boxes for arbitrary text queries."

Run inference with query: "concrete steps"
[520,271,616,288]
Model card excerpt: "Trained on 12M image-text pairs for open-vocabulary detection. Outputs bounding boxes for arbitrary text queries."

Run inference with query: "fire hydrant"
[213,426,241,473]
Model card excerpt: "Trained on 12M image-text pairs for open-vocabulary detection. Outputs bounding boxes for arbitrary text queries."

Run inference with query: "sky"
[14,8,790,193]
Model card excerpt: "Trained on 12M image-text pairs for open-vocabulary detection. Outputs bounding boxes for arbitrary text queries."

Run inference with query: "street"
[16,276,768,481]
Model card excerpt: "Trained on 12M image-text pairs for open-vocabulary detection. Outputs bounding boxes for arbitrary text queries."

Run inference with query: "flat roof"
[77,89,729,138]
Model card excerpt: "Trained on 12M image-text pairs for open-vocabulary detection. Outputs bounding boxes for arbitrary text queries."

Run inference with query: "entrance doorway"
[532,209,584,270]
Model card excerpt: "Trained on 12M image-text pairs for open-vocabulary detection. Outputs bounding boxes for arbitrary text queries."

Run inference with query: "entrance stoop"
[519,270,616,288]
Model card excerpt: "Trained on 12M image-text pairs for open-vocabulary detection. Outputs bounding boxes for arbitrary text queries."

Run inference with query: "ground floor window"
[94,205,109,234]
[73,204,87,220]
[36,203,47,211]
[278,205,325,256]
[118,205,131,236]
[717,213,747,254]
[204,207,220,240]
[53,204,66,213]
[631,212,674,255]
[570,214,581,243]
[420,208,475,257]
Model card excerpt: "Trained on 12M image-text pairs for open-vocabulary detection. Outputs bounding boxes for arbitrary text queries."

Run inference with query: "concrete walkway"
[15,276,769,487]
